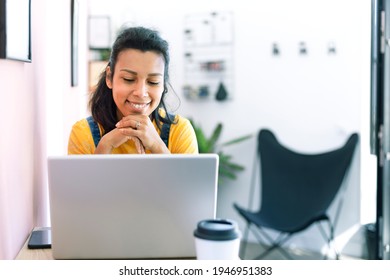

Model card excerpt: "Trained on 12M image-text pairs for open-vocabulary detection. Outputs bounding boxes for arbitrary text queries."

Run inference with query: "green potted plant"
[190,120,253,184]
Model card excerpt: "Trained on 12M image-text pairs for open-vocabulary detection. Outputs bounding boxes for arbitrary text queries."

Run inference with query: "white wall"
[45,0,89,156]
[89,0,374,257]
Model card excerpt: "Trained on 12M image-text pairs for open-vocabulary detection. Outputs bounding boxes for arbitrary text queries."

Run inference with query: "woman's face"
[106,49,165,119]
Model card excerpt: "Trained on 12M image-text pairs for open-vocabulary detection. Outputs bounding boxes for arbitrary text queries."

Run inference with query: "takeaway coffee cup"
[194,219,241,260]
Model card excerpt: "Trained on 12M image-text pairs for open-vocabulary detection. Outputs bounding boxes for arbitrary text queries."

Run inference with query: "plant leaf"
[190,119,210,153]
[220,134,253,147]
[189,119,249,184]
[221,161,245,171]
[218,152,232,162]
[218,167,237,180]
[207,123,223,152]
[196,129,210,153]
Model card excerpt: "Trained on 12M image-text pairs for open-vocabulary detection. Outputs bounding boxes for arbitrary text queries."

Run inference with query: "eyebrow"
[120,69,163,77]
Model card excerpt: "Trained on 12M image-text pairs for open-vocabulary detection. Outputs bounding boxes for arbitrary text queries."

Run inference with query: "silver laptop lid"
[48,154,218,259]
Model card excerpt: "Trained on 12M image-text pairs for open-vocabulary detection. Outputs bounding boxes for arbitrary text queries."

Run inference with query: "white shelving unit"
[183,11,234,101]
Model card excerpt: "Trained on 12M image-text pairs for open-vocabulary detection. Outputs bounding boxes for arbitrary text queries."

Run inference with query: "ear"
[105,66,113,89]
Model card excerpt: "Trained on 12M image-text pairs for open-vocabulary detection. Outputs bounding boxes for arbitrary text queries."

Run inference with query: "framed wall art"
[0,0,32,62]
[88,16,111,50]
[71,0,79,86]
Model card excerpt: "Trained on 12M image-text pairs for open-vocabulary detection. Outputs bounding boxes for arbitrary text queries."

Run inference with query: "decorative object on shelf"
[183,85,210,100]
[327,41,337,54]
[190,119,252,184]
[97,48,111,61]
[215,82,228,101]
[0,0,31,62]
[272,42,280,56]
[299,41,307,55]
[271,40,338,57]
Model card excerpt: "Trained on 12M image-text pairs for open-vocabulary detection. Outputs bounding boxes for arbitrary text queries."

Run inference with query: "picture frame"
[88,16,111,50]
[71,0,79,87]
[0,0,32,62]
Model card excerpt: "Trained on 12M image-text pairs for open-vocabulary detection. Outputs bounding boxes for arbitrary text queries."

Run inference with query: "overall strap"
[86,116,101,148]
[160,113,175,148]
[160,123,170,148]
[86,115,175,148]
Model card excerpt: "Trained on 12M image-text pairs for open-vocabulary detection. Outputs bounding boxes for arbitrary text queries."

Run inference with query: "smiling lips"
[128,101,149,110]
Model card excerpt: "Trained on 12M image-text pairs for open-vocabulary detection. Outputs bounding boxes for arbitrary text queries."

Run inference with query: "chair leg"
[239,222,251,259]
[328,222,340,260]
[317,220,339,260]
[260,233,293,260]
[250,227,294,259]
[254,239,293,260]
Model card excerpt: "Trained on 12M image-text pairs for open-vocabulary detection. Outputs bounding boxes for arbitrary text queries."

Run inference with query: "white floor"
[240,242,362,260]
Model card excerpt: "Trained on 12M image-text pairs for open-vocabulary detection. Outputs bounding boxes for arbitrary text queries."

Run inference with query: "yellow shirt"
[68,115,198,154]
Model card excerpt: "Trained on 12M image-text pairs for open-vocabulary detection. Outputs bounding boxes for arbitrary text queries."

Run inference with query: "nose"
[133,80,148,97]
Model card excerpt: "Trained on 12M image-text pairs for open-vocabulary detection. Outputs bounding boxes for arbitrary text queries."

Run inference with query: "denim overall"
[86,115,173,148]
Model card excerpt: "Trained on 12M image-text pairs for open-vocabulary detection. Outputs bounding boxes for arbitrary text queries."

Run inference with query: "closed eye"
[123,78,135,83]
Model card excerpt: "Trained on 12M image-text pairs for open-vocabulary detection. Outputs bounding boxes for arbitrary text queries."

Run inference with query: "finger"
[116,118,131,128]
[137,140,145,154]
[117,119,142,130]
[128,136,145,154]
[116,116,144,129]
[134,138,145,154]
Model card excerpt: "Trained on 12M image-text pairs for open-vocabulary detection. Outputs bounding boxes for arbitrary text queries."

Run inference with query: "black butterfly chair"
[234,129,358,259]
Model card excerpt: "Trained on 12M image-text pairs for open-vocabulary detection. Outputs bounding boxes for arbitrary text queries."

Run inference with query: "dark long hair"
[89,26,175,134]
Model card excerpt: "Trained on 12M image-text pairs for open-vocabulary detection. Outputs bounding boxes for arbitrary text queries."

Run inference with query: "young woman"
[68,26,198,154]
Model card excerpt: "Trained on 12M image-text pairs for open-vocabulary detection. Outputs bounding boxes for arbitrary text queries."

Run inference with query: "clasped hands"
[96,115,169,154]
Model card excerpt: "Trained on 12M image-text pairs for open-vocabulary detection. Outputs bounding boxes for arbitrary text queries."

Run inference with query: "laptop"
[47,154,218,259]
